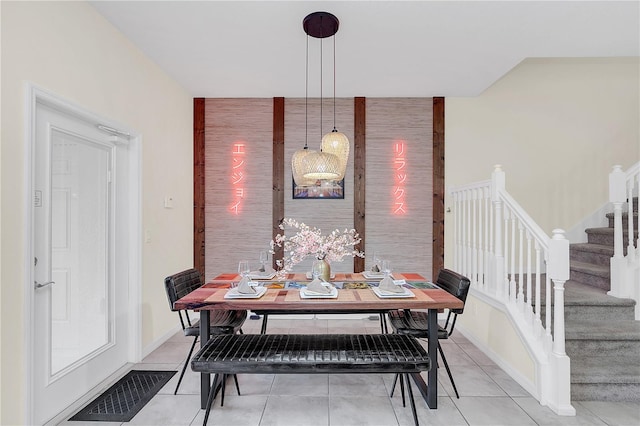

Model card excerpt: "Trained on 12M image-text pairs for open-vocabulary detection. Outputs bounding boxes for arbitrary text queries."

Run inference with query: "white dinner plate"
[224,286,268,299]
[372,286,414,298]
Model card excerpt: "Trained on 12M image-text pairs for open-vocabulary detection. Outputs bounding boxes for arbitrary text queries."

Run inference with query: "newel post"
[545,229,575,415]
[491,165,505,297]
[549,229,569,355]
[609,165,627,297]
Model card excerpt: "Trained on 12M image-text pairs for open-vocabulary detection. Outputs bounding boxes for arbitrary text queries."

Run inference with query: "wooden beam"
[193,98,206,279]
[272,97,285,269]
[432,97,445,279]
[354,97,366,272]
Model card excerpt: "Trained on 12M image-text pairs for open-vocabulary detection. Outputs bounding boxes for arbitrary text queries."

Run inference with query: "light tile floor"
[60,317,640,426]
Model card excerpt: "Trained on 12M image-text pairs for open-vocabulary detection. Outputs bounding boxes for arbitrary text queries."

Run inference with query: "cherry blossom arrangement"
[270,218,364,276]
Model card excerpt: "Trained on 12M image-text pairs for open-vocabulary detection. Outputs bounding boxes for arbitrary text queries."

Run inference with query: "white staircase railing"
[609,162,640,319]
[451,165,575,416]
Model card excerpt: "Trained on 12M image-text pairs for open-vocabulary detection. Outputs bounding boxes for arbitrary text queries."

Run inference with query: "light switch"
[164,196,174,209]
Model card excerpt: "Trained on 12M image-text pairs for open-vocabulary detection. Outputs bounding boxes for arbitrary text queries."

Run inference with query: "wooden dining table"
[174,272,464,410]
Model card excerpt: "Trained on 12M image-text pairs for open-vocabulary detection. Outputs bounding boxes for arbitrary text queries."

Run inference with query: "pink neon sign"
[229,142,246,215]
[392,141,407,215]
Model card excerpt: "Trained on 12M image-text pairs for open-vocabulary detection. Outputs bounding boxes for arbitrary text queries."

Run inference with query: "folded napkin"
[236,276,256,294]
[306,277,332,294]
[378,276,404,293]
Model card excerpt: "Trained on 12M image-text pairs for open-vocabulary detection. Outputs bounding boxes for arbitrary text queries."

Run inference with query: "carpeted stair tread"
[537,280,631,305]
[565,319,640,340]
[570,355,640,383]
[564,288,635,307]
[570,243,614,267]
[570,260,609,277]
[570,243,614,255]
[585,227,615,235]
[585,226,638,242]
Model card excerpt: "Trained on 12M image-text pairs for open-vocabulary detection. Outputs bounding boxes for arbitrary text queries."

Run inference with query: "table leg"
[427,308,438,408]
[260,314,269,334]
[408,308,438,409]
[200,310,210,409]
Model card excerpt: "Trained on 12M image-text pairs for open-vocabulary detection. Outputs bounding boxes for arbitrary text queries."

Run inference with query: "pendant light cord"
[305,34,308,149]
[319,22,323,142]
[333,34,336,130]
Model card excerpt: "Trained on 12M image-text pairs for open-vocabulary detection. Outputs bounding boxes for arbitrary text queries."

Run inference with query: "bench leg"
[202,373,218,426]
[405,373,420,426]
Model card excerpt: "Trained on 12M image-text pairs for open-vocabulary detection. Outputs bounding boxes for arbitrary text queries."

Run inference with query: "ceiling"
[90,1,639,98]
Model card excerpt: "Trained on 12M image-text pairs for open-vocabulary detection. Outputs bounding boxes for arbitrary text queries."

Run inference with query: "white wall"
[445,57,640,388]
[1,2,192,424]
[445,57,639,237]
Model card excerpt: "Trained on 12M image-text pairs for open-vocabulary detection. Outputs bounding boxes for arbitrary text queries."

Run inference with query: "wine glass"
[238,260,250,279]
[372,251,381,272]
[381,259,391,277]
[259,251,269,272]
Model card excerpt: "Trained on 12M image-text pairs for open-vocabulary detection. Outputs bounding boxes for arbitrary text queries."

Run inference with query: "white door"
[32,101,130,425]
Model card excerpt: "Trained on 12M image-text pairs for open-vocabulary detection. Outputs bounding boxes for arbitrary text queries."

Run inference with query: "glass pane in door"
[50,129,111,375]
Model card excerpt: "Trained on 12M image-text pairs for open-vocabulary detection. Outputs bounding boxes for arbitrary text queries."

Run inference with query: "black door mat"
[69,370,176,422]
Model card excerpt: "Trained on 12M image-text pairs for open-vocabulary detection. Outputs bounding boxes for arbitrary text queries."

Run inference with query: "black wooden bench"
[191,333,431,426]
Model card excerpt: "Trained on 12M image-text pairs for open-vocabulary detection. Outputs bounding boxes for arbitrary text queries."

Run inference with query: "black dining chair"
[164,268,247,395]
[387,268,470,399]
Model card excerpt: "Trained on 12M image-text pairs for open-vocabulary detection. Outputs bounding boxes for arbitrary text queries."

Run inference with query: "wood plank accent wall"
[353,97,366,272]
[193,98,205,278]
[364,98,433,279]
[198,97,442,280]
[272,98,285,269]
[432,97,445,279]
[204,99,274,278]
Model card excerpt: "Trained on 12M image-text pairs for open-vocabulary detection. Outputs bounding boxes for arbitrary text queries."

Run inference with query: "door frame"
[23,84,142,425]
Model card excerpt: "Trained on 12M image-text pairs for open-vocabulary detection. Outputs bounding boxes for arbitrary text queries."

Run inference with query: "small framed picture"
[292,177,344,199]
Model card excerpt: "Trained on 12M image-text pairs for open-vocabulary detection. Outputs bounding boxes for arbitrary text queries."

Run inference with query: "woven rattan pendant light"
[321,33,349,180]
[296,11,342,182]
[291,34,317,187]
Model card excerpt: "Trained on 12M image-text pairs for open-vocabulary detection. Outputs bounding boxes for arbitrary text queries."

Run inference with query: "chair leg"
[438,342,459,399]
[202,373,218,426]
[390,373,399,397]
[399,373,406,407]
[233,374,241,395]
[404,374,420,426]
[175,336,198,395]
[220,374,227,407]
